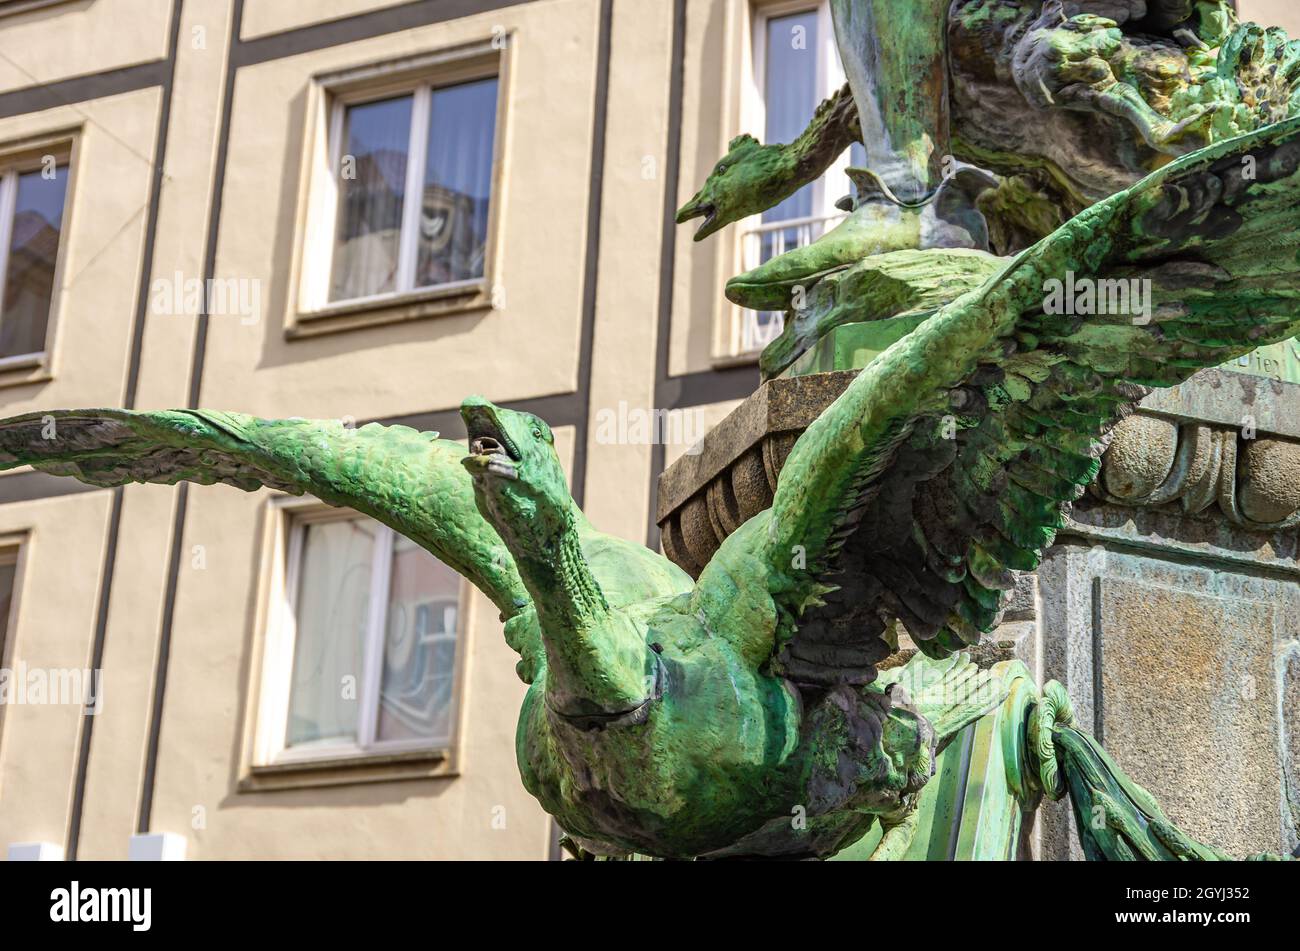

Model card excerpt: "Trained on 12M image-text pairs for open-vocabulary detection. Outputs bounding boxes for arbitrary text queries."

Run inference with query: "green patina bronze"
[684,1,1300,246]
[675,85,861,243]
[2,0,1298,860]
[758,247,1005,378]
[680,1,1300,379]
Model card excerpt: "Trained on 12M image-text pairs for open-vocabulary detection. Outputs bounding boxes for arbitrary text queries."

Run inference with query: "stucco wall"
[1241,0,1300,33]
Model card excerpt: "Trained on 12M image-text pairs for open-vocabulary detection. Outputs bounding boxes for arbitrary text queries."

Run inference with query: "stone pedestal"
[655,371,855,574]
[657,364,1300,859]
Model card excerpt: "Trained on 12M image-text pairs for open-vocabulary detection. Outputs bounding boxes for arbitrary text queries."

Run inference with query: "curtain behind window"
[287,520,376,748]
[378,535,460,744]
[416,77,498,288]
[1,167,67,358]
[330,95,413,302]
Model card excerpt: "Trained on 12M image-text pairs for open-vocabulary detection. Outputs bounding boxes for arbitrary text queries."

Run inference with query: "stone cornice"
[657,369,1300,575]
[1095,415,1300,531]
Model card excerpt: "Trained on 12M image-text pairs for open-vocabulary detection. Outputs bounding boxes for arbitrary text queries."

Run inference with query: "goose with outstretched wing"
[753,114,1300,689]
[3,118,1300,859]
[0,411,528,613]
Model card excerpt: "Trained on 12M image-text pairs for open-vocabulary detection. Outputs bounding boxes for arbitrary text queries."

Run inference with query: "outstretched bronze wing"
[0,410,529,617]
[760,115,1300,685]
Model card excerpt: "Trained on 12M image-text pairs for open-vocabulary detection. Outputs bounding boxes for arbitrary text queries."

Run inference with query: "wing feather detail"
[763,116,1300,685]
[0,409,529,617]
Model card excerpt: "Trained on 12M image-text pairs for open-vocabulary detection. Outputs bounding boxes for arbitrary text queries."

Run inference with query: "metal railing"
[737,213,845,354]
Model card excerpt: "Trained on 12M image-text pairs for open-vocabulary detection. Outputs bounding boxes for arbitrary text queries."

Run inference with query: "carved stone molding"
[656,373,852,575]
[1095,415,1300,531]
[658,371,1300,576]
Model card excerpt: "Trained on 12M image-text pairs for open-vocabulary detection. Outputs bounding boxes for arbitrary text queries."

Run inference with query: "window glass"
[330,95,413,302]
[416,77,498,288]
[377,535,461,744]
[286,519,377,748]
[1,166,67,358]
[0,558,15,665]
[280,515,464,758]
[762,11,819,226]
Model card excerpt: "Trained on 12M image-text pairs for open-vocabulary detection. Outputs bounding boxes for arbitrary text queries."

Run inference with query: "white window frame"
[253,503,467,768]
[730,0,853,356]
[294,42,505,327]
[0,158,67,372]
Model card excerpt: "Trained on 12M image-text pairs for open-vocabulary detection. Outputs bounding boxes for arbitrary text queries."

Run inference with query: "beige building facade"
[0,0,1293,861]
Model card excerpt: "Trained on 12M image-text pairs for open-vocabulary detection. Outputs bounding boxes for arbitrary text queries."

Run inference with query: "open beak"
[469,436,518,480]
[462,404,520,481]
[675,193,720,241]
